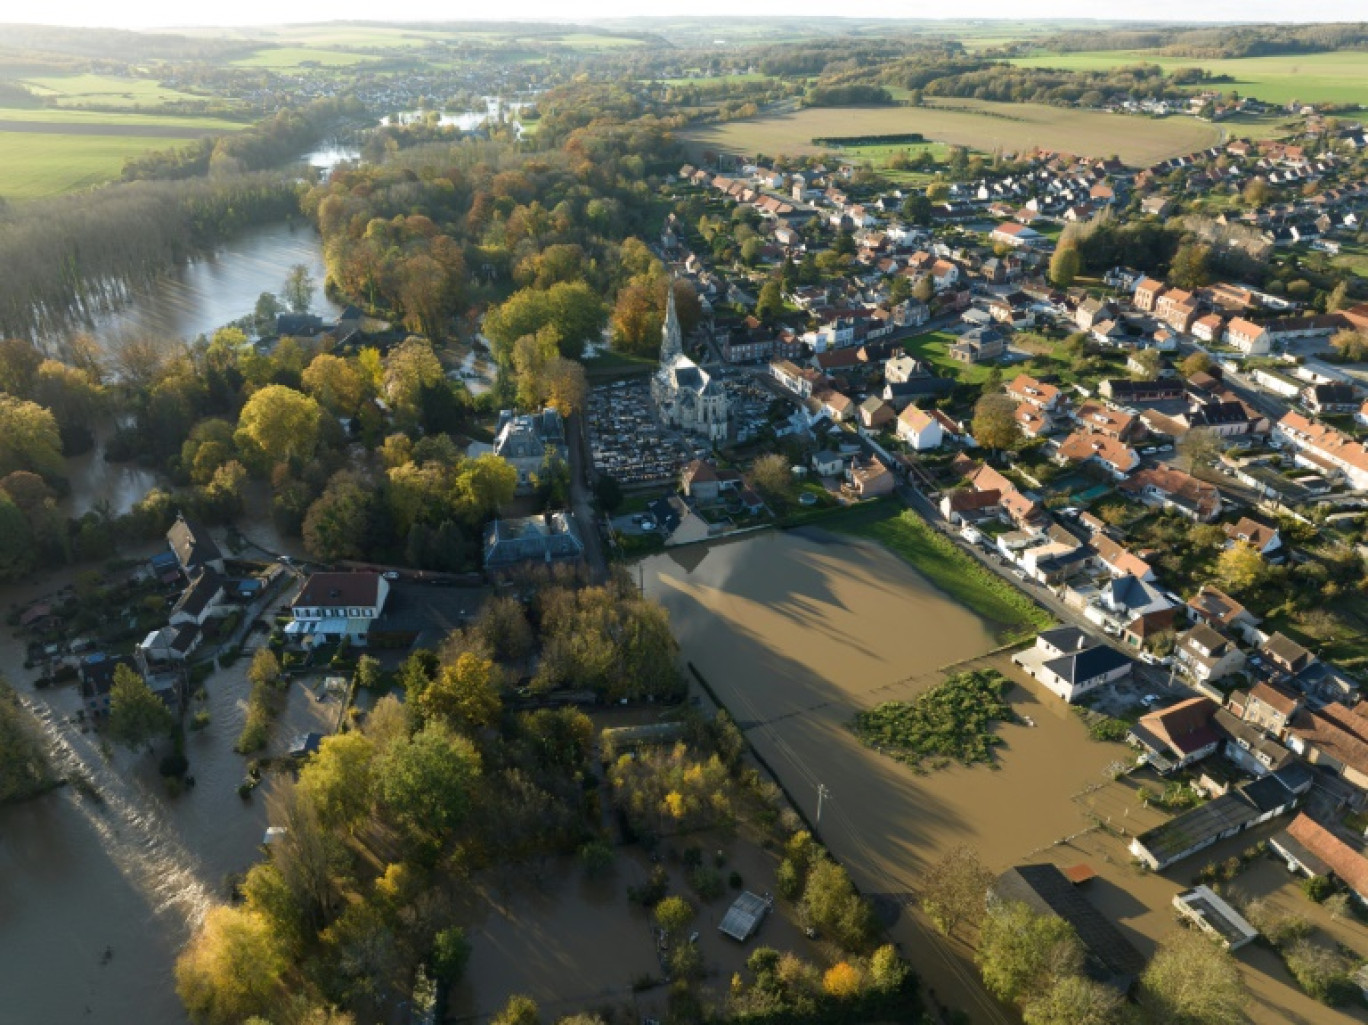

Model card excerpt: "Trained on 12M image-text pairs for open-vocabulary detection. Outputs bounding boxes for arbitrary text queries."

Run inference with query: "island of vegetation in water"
[850,669,1013,774]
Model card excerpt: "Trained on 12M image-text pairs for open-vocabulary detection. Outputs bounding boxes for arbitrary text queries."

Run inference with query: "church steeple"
[660,281,682,363]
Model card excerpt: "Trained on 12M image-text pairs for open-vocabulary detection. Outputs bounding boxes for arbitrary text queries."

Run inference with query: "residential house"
[288,572,391,646]
[1286,702,1368,798]
[1192,313,1226,343]
[1007,373,1067,414]
[1119,466,1221,521]
[1238,681,1302,735]
[991,865,1146,993]
[166,513,224,576]
[884,354,928,384]
[1013,626,1133,703]
[1098,378,1184,404]
[169,568,226,628]
[1075,297,1118,332]
[493,408,565,492]
[1057,431,1140,478]
[1176,623,1246,684]
[647,496,717,547]
[770,360,825,399]
[79,654,155,720]
[1093,574,1177,648]
[1091,535,1157,581]
[1073,402,1142,442]
[1171,887,1260,951]
[859,396,896,431]
[1189,585,1261,639]
[941,488,1002,524]
[1133,277,1167,312]
[1303,383,1359,415]
[1016,402,1050,439]
[682,459,722,502]
[1275,411,1368,490]
[810,448,847,478]
[1225,317,1272,355]
[1271,813,1368,903]
[818,389,855,423]
[1128,697,1221,773]
[846,455,894,498]
[1140,196,1173,218]
[1223,517,1281,557]
[949,326,1007,364]
[897,405,944,450]
[1156,288,1199,333]
[1213,707,1298,777]
[989,222,1040,248]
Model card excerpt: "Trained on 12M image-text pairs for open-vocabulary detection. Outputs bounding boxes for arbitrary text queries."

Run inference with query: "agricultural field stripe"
[0,119,223,139]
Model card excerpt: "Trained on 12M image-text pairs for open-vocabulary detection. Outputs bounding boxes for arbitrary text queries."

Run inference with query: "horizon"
[3,6,1364,31]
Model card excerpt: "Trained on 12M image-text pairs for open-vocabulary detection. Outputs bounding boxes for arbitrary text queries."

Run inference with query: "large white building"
[652,286,729,443]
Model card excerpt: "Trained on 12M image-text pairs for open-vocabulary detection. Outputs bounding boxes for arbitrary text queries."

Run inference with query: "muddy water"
[643,528,1365,1023]
[0,562,322,1025]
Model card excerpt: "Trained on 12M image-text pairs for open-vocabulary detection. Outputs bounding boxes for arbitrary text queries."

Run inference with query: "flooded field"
[640,528,1357,1024]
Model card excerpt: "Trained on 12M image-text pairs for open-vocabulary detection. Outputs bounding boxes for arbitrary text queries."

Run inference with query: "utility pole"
[816,783,830,828]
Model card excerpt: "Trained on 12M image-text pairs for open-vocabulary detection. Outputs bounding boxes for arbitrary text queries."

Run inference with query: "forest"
[1032,22,1368,58]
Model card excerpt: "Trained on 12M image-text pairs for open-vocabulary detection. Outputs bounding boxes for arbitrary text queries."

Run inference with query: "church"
[651,285,729,443]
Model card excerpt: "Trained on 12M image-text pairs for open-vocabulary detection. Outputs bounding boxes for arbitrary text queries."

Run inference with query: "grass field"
[231,47,380,68]
[0,131,197,198]
[1010,49,1368,107]
[18,73,214,110]
[683,98,1221,165]
[905,329,996,384]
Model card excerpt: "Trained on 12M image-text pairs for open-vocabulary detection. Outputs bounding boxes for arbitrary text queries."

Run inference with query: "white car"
[1141,694,1161,708]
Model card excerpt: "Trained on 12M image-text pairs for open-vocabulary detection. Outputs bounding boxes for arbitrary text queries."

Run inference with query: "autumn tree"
[234,385,322,468]
[1169,243,1211,290]
[283,264,316,314]
[484,281,606,361]
[750,452,794,504]
[0,680,51,802]
[0,493,36,581]
[655,895,695,938]
[1331,329,1368,362]
[107,663,174,750]
[418,652,502,731]
[1049,244,1081,288]
[0,395,64,483]
[1216,542,1266,594]
[1180,351,1213,377]
[175,905,287,1024]
[303,471,374,562]
[1130,348,1162,380]
[920,845,994,938]
[972,392,1022,455]
[301,354,368,414]
[1138,928,1248,1025]
[297,731,375,832]
[374,722,481,854]
[823,961,864,998]
[757,279,785,320]
[1022,974,1127,1025]
[491,995,541,1025]
[382,337,446,424]
[976,901,1084,1006]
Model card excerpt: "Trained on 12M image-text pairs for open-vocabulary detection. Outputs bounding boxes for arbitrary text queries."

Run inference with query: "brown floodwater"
[640,529,1355,1024]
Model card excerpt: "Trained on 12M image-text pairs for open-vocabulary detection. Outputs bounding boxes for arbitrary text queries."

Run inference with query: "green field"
[1010,49,1368,106]
[19,73,215,110]
[0,107,244,132]
[684,98,1221,166]
[838,141,952,184]
[0,131,197,198]
[232,47,379,68]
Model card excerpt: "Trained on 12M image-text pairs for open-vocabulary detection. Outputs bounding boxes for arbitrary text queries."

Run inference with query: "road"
[566,410,609,583]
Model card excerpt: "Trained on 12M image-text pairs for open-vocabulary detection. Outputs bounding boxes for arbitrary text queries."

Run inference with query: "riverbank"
[811,503,1053,645]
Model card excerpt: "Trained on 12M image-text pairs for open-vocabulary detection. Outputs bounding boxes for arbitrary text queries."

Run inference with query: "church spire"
[660,280,682,363]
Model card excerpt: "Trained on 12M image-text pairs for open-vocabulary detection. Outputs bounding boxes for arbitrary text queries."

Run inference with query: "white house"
[1224,317,1271,355]
[288,572,391,647]
[1013,626,1133,703]
[896,405,944,450]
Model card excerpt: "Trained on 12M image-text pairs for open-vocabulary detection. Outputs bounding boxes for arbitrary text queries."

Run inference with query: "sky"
[2,1,1361,30]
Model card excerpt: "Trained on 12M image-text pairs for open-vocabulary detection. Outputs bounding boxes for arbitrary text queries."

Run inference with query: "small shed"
[719,891,770,942]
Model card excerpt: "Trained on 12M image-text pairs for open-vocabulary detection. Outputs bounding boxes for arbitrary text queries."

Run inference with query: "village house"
[1099,378,1185,405]
[1175,622,1246,684]
[287,572,391,647]
[846,455,894,498]
[1119,466,1221,521]
[896,405,944,450]
[1156,288,1199,333]
[483,513,586,574]
[1012,626,1133,703]
[1074,297,1118,332]
[681,459,724,502]
[1128,697,1221,773]
[1056,431,1140,479]
[1006,374,1067,414]
[1192,313,1226,343]
[166,513,224,577]
[1132,277,1166,312]
[1271,813,1368,904]
[1275,411,1368,490]
[492,408,565,493]
[1213,706,1297,778]
[1072,401,1143,442]
[1223,516,1281,557]
[1091,535,1156,581]
[1303,382,1359,416]
[1235,680,1302,735]
[1286,703,1368,801]
[949,326,1007,364]
[1188,585,1261,640]
[858,396,896,431]
[169,568,226,629]
[1224,317,1271,355]
[941,488,1002,524]
[989,222,1040,248]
